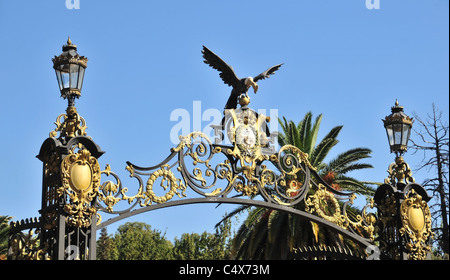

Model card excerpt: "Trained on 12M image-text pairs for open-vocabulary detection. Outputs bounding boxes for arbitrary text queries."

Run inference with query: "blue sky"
[0,0,448,242]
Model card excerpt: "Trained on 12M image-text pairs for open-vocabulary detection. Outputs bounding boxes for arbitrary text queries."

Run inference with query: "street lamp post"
[375,100,433,260]
[36,38,103,260]
[49,37,89,140]
[382,100,415,185]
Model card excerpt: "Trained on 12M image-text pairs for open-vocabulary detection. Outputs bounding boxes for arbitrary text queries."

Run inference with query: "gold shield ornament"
[60,147,101,227]
[399,189,433,260]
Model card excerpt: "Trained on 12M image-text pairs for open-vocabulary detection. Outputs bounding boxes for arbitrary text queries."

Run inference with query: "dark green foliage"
[96,219,232,260]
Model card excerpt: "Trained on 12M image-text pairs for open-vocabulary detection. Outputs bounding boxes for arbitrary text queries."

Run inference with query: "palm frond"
[307,114,323,155]
[324,148,372,172]
[298,112,312,152]
[334,175,376,196]
[214,205,251,228]
[322,125,343,140]
[311,138,339,168]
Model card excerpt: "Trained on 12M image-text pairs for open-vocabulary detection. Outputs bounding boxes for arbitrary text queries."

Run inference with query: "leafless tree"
[410,103,449,258]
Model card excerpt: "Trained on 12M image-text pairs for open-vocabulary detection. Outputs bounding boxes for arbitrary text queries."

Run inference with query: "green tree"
[112,222,174,260]
[220,112,377,259]
[96,227,117,260]
[173,218,232,260]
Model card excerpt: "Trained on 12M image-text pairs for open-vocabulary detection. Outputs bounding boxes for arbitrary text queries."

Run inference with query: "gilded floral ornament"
[305,184,377,241]
[305,184,346,227]
[97,164,122,213]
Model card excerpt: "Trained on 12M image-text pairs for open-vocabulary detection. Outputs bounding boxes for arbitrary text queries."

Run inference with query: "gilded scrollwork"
[305,184,377,241]
[8,229,49,260]
[384,156,415,185]
[60,145,101,227]
[91,106,376,244]
[50,106,87,139]
[143,165,187,205]
[278,144,316,172]
[343,197,377,241]
[305,184,346,227]
[98,164,122,213]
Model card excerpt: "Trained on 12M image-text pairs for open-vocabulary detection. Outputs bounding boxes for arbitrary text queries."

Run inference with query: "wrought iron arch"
[91,110,379,259]
[8,42,434,261]
[96,197,375,251]
[9,105,382,260]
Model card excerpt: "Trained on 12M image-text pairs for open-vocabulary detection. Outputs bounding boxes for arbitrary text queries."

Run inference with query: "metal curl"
[94,132,377,243]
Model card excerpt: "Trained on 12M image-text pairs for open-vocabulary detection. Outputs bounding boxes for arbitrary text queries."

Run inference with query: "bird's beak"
[245,77,259,93]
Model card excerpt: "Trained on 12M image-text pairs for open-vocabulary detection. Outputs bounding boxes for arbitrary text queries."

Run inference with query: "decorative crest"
[399,189,433,260]
[60,144,101,227]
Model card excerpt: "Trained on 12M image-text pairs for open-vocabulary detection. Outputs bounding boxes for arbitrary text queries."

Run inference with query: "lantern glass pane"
[77,66,85,90]
[386,124,394,146]
[61,71,70,89]
[393,124,402,145]
[55,69,63,91]
[402,124,411,146]
[58,64,70,89]
[70,64,79,89]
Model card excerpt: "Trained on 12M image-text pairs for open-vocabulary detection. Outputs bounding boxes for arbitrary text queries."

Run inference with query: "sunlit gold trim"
[399,189,433,260]
[60,147,100,227]
[50,106,87,139]
[384,156,415,185]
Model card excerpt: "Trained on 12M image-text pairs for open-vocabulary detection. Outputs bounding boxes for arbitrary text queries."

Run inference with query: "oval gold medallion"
[70,162,93,192]
[408,207,425,232]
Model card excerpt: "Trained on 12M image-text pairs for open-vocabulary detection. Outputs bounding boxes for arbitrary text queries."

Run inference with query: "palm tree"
[0,216,12,258]
[218,112,377,259]
[278,112,375,194]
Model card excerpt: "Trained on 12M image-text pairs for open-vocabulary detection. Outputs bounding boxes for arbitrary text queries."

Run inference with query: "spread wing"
[202,46,240,87]
[253,63,284,82]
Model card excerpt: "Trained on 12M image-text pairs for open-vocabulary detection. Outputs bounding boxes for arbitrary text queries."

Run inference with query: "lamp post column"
[37,38,104,260]
[375,100,433,260]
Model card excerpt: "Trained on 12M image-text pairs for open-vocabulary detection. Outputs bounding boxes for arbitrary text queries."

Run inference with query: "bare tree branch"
[411,103,449,257]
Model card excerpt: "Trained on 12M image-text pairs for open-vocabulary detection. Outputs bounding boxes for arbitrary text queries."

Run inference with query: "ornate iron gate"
[7,39,433,260]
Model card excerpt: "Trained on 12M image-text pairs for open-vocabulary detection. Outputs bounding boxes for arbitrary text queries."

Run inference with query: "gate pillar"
[35,38,104,260]
[375,101,434,260]
[37,134,104,260]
